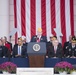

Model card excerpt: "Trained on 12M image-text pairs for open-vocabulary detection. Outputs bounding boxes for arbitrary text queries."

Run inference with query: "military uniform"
[65,43,76,57]
[65,36,76,57]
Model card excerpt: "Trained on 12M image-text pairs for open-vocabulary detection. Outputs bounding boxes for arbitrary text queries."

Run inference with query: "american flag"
[14,0,74,45]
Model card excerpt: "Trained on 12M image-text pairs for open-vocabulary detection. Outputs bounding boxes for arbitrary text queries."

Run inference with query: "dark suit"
[46,41,52,55]
[12,44,28,58]
[23,42,28,47]
[63,41,71,55]
[65,43,76,57]
[0,46,4,57]
[31,35,47,42]
[47,43,63,58]
[46,41,52,49]
[0,46,8,57]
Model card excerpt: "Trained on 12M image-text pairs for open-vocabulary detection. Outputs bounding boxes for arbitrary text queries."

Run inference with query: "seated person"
[63,35,72,56]
[21,35,28,45]
[21,35,28,53]
[1,36,12,57]
[31,28,47,42]
[0,39,8,57]
[65,36,76,58]
[46,36,57,55]
[47,36,57,47]
[12,37,28,58]
[1,36,12,51]
[46,37,63,58]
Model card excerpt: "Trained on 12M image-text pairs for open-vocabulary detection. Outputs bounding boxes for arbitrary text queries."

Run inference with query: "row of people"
[12,35,76,58]
[46,36,76,58]
[0,28,76,58]
[31,28,76,58]
[0,36,27,58]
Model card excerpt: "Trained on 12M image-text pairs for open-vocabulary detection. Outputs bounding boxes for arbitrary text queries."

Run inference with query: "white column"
[0,0,9,38]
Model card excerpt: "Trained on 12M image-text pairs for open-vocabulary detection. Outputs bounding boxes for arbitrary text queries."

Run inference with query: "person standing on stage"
[31,28,47,42]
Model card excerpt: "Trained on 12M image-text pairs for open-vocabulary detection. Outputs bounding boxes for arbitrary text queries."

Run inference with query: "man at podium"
[29,28,47,67]
[31,28,47,42]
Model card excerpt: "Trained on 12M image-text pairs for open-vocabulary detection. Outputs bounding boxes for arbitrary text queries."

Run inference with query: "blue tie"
[18,46,21,55]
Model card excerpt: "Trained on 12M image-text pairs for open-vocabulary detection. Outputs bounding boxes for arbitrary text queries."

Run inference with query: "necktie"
[54,46,57,54]
[37,38,40,42]
[18,46,21,55]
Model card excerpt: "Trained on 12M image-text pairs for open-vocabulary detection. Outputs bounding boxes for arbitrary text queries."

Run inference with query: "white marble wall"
[0,0,9,38]
[9,0,15,45]
[9,0,76,45]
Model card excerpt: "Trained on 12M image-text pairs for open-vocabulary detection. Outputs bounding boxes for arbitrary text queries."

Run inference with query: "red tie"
[37,38,40,42]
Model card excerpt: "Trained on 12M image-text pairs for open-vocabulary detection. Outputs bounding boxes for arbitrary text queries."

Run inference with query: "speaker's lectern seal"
[33,44,40,51]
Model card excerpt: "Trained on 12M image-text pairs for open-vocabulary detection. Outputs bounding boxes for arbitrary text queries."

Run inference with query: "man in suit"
[47,36,57,47]
[63,35,72,56]
[47,38,63,58]
[21,36,28,45]
[1,36,12,57]
[46,36,57,55]
[21,36,28,54]
[12,37,27,58]
[1,36,12,51]
[31,28,47,42]
[65,36,76,58]
[0,39,8,57]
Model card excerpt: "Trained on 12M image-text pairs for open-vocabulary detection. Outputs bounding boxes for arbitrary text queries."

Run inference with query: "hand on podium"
[46,56,48,58]
[53,57,57,58]
[3,56,5,58]
[15,54,21,57]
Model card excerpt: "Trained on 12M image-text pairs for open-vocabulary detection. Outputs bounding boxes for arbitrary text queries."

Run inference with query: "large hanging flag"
[14,0,74,45]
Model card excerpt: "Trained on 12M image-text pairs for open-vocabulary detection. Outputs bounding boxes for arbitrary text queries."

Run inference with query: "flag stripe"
[21,0,26,36]
[16,0,21,37]
[65,0,71,41]
[26,0,31,42]
[36,0,41,35]
[41,0,46,36]
[30,0,36,37]
[55,0,62,42]
[50,0,56,36]
[55,0,61,29]
[60,0,66,45]
[14,0,17,43]
[46,0,52,41]
[70,0,74,36]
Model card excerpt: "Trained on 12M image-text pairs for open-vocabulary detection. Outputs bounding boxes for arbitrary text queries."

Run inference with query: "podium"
[27,42,46,67]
